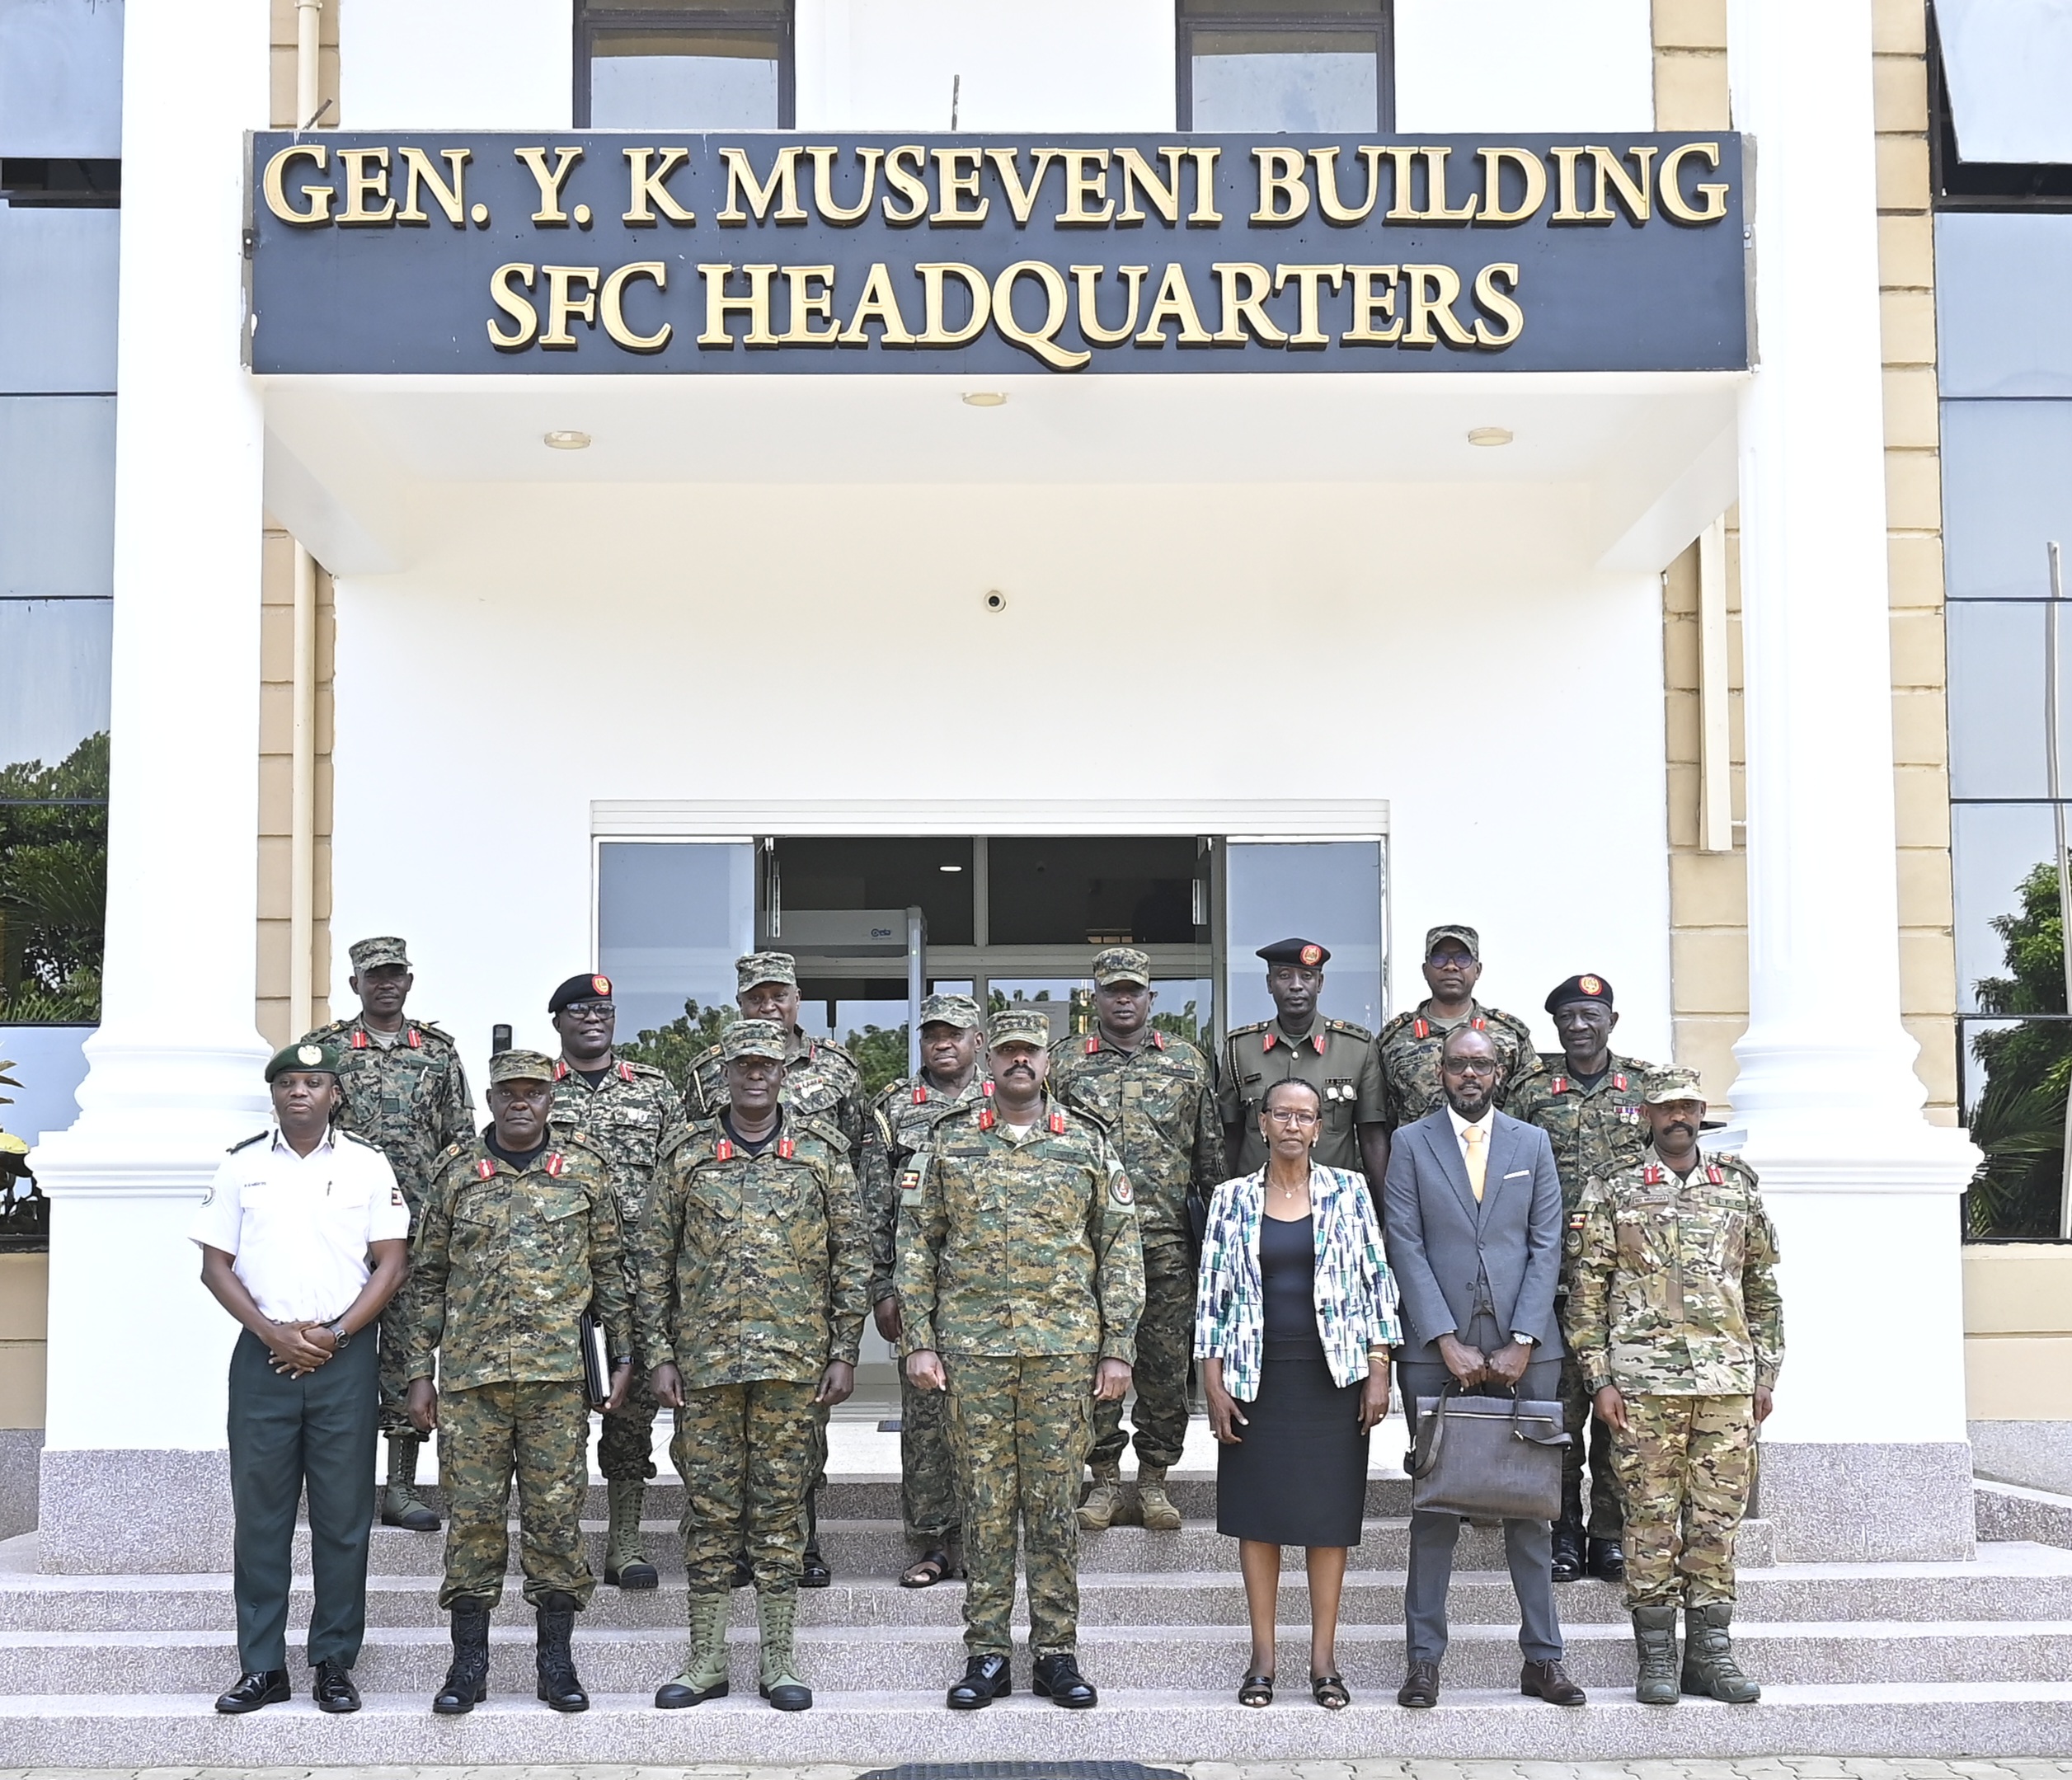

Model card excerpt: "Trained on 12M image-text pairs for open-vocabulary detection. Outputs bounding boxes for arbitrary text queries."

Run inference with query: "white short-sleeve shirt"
[188,1126,411,1324]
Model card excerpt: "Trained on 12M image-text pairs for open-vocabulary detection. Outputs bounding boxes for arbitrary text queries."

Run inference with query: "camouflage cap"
[735,951,798,992]
[1643,1068,1707,1106]
[989,1007,1052,1050]
[1425,923,1481,960]
[919,993,983,1030]
[721,1017,789,1063]
[1091,946,1152,987]
[486,1047,557,1087]
[348,935,410,971]
[265,1040,341,1083]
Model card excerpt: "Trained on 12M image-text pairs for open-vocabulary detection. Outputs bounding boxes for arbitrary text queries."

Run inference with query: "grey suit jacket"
[1381,1107,1565,1363]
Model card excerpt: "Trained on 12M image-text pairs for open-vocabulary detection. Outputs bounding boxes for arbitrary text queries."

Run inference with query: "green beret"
[265,1040,341,1083]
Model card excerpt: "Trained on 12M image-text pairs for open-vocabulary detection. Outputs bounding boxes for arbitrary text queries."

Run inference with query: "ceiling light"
[939,864,964,872]
[961,392,1008,408]
[544,430,591,450]
[1467,425,1514,448]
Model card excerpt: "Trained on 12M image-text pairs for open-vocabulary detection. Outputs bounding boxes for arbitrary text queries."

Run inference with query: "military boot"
[1135,1463,1182,1532]
[756,1590,811,1711]
[1681,1599,1760,1703]
[603,1478,658,1590]
[655,1590,731,1708]
[380,1434,441,1532]
[1551,1479,1586,1581]
[1078,1460,1125,1530]
[1631,1604,1680,1705]
[430,1596,491,1715]
[533,1590,590,1712]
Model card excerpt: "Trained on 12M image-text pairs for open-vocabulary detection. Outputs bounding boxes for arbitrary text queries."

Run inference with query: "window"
[576,0,792,129]
[1178,0,1393,134]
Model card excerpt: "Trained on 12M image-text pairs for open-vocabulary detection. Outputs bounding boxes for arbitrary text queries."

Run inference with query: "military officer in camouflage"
[302,935,474,1533]
[1217,939,1388,1182]
[898,1007,1144,1712]
[1563,1071,1783,1708]
[1375,924,1545,1132]
[1507,973,1661,1584]
[1050,946,1221,1536]
[547,970,684,1594]
[685,950,866,1585]
[404,1049,632,1717]
[859,992,989,1587]
[639,1018,870,1713]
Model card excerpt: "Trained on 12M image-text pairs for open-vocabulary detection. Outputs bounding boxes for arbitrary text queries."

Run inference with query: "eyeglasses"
[1442,1056,1499,1076]
[1427,951,1476,969]
[1263,1107,1320,1126]
[566,1001,614,1019]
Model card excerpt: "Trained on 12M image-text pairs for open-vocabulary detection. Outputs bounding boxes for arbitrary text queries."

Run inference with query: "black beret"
[1257,937,1330,967]
[1545,973,1614,1013]
[548,972,614,1013]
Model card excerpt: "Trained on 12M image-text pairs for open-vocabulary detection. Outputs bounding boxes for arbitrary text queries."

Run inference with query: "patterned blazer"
[1192,1164,1402,1402]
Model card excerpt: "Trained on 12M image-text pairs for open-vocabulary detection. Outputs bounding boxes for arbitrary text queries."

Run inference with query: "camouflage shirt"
[1375,1001,1544,1130]
[1050,1027,1221,1244]
[894,1097,1144,1364]
[1506,1051,1663,1219]
[404,1120,631,1392]
[688,1028,867,1159]
[550,1055,684,1226]
[1563,1147,1784,1398]
[302,1014,473,1214]
[861,1068,990,1303]
[636,1111,870,1388]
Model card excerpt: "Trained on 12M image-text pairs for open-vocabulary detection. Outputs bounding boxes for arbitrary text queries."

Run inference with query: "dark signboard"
[247,131,1747,376]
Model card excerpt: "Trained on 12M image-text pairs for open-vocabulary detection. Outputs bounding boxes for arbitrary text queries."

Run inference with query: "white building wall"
[341,0,574,129]
[1394,0,1656,132]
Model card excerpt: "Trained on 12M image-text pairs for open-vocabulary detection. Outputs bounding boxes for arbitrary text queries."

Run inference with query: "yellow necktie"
[1464,1124,1487,1202]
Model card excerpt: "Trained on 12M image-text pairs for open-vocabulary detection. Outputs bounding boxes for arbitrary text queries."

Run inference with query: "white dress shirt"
[188,1127,409,1324]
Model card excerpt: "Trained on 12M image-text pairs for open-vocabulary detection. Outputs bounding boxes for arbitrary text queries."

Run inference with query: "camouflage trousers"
[1091,1239,1195,1471]
[596,1367,661,1483]
[1609,1391,1755,1609]
[900,1368,959,1544]
[944,1352,1093,1657]
[437,1378,594,1611]
[1559,1345,1623,1537]
[673,1377,819,1596]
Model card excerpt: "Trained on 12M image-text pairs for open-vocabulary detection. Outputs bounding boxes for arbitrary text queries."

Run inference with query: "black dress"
[1215,1212,1371,1547]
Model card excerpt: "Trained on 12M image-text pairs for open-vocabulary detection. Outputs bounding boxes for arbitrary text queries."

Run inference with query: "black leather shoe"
[1397,1660,1440,1708]
[731,1552,754,1590]
[1521,1657,1588,1707]
[1032,1651,1097,1707]
[1588,1535,1627,1581]
[312,1659,361,1713]
[215,1669,290,1714]
[799,1544,831,1588]
[947,1652,1012,1710]
[1551,1513,1586,1582]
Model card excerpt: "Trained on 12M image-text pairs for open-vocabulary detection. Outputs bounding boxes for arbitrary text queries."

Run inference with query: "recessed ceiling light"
[544,430,592,450]
[961,392,1008,407]
[1467,425,1514,448]
[939,863,964,872]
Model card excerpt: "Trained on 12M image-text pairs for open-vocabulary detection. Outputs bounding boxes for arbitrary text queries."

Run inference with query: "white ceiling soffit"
[592,798,1389,836]
[1938,0,2072,163]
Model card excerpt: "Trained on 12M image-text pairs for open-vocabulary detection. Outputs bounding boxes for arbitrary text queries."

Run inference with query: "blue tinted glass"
[0,597,110,768]
[0,209,118,393]
[0,396,113,598]
[0,0,122,157]
[1938,214,2072,398]
[1947,601,2061,801]
[1952,802,2059,1013]
[1192,45,1377,132]
[1225,840,1384,1032]
[591,52,778,129]
[1941,400,2072,601]
[597,840,754,1040]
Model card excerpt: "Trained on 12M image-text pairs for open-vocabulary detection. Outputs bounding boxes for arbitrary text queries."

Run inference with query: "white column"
[1726,0,1980,1557]
[30,0,273,1569]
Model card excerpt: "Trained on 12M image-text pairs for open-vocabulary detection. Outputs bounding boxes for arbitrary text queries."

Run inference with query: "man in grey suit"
[1381,1025,1586,1709]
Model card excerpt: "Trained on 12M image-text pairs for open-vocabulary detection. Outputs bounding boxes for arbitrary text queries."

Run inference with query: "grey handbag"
[1407,1385,1571,1521]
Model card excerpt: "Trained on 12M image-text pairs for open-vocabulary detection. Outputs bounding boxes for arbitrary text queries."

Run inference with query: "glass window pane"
[1963,1016,2071,1239]
[0,209,118,394]
[1947,600,2061,801]
[596,840,754,1046]
[1938,214,2072,399]
[0,598,109,768]
[0,396,113,599]
[1191,33,1379,132]
[0,726,106,1026]
[1952,803,2061,1014]
[1941,399,2072,601]
[0,0,123,158]
[988,836,1204,947]
[1184,0,1384,13]
[590,30,780,128]
[776,836,973,946]
[0,1022,92,1144]
[1224,839,1384,1033]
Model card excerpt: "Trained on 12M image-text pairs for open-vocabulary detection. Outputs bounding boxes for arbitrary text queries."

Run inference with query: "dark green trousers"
[228,1327,378,1672]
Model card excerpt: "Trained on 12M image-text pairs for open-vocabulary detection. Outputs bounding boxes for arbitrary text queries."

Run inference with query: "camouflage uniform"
[1217,1017,1382,1175]
[637,1106,869,1594]
[301,1009,473,1436]
[894,1075,1144,1656]
[405,1114,631,1611]
[1563,1146,1784,1607]
[1050,1022,1220,1471]
[1508,1051,1661,1538]
[551,1056,683,1485]
[1375,1000,1545,1130]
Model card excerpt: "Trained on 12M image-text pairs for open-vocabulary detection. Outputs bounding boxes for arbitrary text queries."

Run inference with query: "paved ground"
[0,1761,2065,1780]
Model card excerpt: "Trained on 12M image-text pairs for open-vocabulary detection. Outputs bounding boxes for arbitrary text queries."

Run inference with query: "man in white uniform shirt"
[190,1040,411,1715]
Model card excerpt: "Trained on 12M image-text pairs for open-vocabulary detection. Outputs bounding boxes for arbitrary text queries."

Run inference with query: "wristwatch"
[325,1321,350,1348]
[1511,1331,1536,1347]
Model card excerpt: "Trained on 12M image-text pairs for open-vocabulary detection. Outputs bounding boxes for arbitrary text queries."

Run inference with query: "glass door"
[1224,838,1388,1035]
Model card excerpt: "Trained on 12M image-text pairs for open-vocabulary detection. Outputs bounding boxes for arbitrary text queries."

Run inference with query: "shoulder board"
[1482,1007,1536,1039]
[475,1157,496,1181]
[435,1139,469,1167]
[622,1059,668,1083]
[792,1112,848,1152]
[659,1122,698,1161]
[811,1036,860,1068]
[303,1020,349,1042]
[336,1130,383,1154]
[413,1019,453,1040]
[1324,1017,1374,1043]
[227,1130,269,1153]
[1226,1020,1270,1042]
[555,1125,608,1160]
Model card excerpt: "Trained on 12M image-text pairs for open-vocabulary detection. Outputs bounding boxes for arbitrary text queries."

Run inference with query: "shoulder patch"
[227,1130,269,1153]
[1109,1166,1134,1207]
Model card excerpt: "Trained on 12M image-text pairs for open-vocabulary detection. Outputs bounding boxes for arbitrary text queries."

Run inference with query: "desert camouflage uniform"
[552,1056,683,1485]
[405,1122,630,1611]
[1563,1147,1784,1608]
[302,1012,473,1435]
[894,1097,1144,1656]
[1217,1016,1382,1175]
[1051,1026,1221,1470]
[1375,1001,1544,1130]
[862,1068,989,1546]
[1508,1051,1662,1538]
[637,1111,869,1594]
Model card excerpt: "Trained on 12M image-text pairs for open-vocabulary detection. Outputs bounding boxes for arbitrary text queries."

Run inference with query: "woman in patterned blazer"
[1195,1077,1401,1711]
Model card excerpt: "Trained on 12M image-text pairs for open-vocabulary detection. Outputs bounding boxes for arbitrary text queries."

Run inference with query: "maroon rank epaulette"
[350,1029,369,1050]
[1412,1017,1428,1040]
[979,1107,996,1131]
[912,1085,928,1105]
[474,1158,496,1181]
[1085,1037,1099,1054]
[1704,1163,1725,1185]
[553,1059,570,1082]
[1613,1073,1628,1091]
[618,1060,635,1083]
[1310,1032,1327,1054]
[715,1138,735,1162]
[1549,1075,1569,1094]
[1153,1031,1167,1050]
[543,1152,566,1177]
[1262,1031,1278,1051]
[1050,1109,1067,1134]
[981,1078,995,1097]
[778,1137,796,1159]
[1642,1163,1664,1185]
[1471,1015,1487,1031]
[407,1027,422,1050]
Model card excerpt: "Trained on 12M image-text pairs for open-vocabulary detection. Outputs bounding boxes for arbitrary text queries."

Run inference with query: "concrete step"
[2,1616,2067,1696]
[0,1681,2067,1763]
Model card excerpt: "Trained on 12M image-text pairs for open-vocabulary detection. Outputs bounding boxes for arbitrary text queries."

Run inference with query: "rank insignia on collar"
[1642,1163,1664,1185]
[554,1059,570,1081]
[1152,1031,1167,1050]
[618,1061,635,1082]
[1470,1015,1487,1031]
[1085,1037,1100,1054]
[1262,1031,1277,1052]
[778,1138,795,1159]
[981,1079,994,1096]
[475,1158,496,1180]
[715,1139,735,1162]
[407,1027,422,1050]
[978,1108,996,1131]
[1612,1073,1628,1090]
[1310,1033,1327,1054]
[1549,1075,1568,1094]
[1412,1017,1429,1040]
[1050,1109,1068,1134]
[913,1086,928,1104]
[543,1153,566,1177]
[1704,1163,1725,1185]
[350,1030,369,1050]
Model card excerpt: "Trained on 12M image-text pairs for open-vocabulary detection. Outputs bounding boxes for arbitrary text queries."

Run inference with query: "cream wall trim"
[0,1256,48,1432]
[268,0,337,130]
[1966,1338,2072,1421]
[592,800,1389,838]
